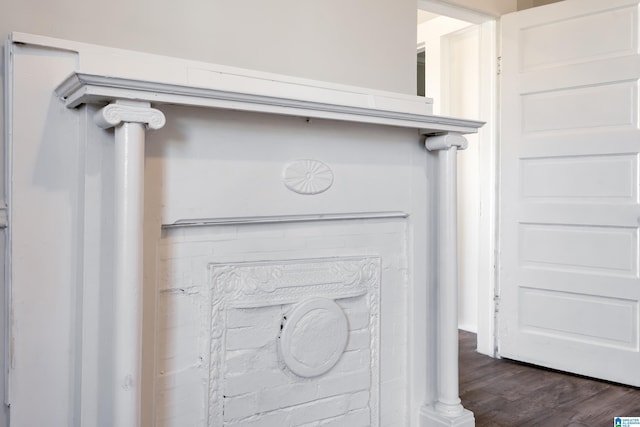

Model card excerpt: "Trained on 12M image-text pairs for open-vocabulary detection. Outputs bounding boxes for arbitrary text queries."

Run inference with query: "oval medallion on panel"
[283,159,334,195]
[279,297,348,377]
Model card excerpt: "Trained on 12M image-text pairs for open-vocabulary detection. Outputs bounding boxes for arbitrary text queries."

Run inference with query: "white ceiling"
[417,10,439,25]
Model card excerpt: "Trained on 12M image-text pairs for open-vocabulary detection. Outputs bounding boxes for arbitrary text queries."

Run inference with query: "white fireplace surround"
[5,33,483,426]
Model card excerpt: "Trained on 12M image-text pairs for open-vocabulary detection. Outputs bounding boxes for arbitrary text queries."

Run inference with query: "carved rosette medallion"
[279,297,349,377]
[283,159,334,195]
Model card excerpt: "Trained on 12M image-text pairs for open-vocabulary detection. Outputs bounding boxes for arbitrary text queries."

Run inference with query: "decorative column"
[421,133,475,427]
[94,100,166,427]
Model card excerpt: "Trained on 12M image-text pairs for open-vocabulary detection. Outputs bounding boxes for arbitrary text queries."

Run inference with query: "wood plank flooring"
[459,330,640,427]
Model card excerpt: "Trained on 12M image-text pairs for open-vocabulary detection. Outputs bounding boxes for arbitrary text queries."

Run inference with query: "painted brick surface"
[155,219,408,426]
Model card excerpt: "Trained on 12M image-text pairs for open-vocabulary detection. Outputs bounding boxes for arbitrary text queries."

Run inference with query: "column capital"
[425,133,468,151]
[94,101,166,130]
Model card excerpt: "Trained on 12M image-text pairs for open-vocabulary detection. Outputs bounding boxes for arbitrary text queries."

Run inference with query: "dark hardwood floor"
[459,330,640,427]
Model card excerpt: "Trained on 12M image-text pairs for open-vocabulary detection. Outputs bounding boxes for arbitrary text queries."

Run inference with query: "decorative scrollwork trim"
[425,132,468,151]
[94,102,166,130]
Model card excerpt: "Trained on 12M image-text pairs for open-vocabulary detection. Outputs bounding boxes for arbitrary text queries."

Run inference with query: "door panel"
[498,0,640,386]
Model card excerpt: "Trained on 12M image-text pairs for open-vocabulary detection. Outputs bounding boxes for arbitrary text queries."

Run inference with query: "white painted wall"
[0,1,416,94]
[417,17,481,333]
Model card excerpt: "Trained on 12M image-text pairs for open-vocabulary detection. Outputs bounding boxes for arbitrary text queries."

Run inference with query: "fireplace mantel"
[6,33,483,427]
[55,73,482,134]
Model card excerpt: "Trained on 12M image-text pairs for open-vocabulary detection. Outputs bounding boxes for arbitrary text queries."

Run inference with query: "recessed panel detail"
[519,223,638,276]
[522,81,637,133]
[520,287,638,349]
[152,214,414,427]
[521,154,638,202]
[519,6,637,71]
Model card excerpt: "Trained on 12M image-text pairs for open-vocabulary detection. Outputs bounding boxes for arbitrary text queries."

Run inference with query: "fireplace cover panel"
[154,219,408,426]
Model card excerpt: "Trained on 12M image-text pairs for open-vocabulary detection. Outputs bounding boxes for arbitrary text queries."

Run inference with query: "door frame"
[417,0,499,356]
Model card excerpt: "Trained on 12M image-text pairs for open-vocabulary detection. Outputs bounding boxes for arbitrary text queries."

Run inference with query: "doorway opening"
[417,0,498,356]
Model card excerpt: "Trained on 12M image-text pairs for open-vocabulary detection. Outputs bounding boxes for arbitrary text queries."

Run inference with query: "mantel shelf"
[55,72,484,135]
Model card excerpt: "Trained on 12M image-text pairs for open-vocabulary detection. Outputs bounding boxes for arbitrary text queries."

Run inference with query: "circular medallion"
[283,159,334,195]
[279,298,348,377]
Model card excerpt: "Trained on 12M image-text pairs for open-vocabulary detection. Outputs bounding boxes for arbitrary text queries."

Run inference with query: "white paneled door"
[498,0,640,386]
